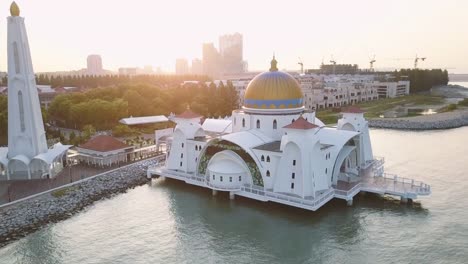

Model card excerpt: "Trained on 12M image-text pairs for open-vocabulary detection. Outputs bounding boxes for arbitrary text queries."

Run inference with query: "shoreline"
[368,109,468,130]
[0,159,156,248]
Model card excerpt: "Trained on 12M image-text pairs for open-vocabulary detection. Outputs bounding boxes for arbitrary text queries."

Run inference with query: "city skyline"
[0,0,466,73]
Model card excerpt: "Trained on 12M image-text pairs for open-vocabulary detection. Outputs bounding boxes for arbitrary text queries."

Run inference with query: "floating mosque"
[0,2,70,181]
[148,57,431,211]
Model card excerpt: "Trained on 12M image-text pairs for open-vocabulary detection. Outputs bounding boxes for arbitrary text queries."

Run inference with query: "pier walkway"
[147,158,431,211]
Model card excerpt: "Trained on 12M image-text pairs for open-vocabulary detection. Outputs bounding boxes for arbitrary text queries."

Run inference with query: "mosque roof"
[175,109,202,119]
[243,56,303,110]
[283,116,319,130]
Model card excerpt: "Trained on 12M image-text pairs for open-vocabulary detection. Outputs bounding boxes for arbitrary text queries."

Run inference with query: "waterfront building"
[0,2,70,181]
[87,55,103,75]
[370,81,410,98]
[148,57,430,211]
[175,58,189,75]
[76,135,134,167]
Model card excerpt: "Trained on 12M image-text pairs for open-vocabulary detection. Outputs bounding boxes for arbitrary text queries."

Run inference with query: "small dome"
[10,2,20,17]
[244,57,303,111]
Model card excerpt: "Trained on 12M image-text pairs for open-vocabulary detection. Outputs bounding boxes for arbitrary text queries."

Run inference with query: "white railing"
[382,173,431,193]
[207,181,241,191]
[334,183,362,197]
[241,185,335,209]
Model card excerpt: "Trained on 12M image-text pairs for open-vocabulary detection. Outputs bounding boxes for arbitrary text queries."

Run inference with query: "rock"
[0,158,157,248]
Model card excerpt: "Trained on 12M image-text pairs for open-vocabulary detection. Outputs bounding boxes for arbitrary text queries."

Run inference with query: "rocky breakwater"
[0,159,156,248]
[369,109,468,130]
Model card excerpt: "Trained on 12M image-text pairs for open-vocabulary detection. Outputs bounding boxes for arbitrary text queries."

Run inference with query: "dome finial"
[10,1,20,17]
[270,53,278,72]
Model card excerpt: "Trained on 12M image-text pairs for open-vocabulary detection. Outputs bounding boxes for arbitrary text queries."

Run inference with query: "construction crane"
[298,57,304,74]
[414,55,427,69]
[369,55,376,72]
[330,55,337,75]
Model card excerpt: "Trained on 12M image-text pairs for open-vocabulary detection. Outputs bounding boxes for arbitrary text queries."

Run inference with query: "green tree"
[82,124,96,141]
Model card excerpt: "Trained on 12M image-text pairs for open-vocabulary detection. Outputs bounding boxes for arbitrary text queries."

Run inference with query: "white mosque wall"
[337,113,374,163]
[251,149,281,190]
[231,111,318,140]
[206,151,249,190]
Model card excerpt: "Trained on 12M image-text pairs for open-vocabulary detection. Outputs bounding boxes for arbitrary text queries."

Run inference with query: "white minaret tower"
[7,2,48,159]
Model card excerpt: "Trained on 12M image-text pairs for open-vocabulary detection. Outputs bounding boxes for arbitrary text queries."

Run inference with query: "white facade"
[150,64,429,211]
[0,5,70,181]
[369,81,410,98]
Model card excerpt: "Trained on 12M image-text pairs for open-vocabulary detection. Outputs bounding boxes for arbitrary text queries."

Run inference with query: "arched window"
[195,145,198,151]
[266,170,270,177]
[273,119,277,129]
[266,156,270,163]
[261,155,265,162]
[18,91,25,132]
[256,119,261,129]
[242,118,245,127]
[292,119,295,123]
[13,42,20,74]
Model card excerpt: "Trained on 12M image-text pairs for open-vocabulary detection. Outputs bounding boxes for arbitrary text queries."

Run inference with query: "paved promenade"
[0,157,157,205]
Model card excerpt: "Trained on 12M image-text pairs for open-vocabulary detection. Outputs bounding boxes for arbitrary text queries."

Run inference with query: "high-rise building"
[175,58,189,75]
[202,43,221,78]
[191,59,203,75]
[0,2,69,180]
[87,54,103,75]
[219,33,244,75]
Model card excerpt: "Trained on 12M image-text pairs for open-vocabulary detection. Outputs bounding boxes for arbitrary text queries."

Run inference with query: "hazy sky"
[0,0,467,73]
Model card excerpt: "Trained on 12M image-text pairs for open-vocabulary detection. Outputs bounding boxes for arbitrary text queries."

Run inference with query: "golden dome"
[10,2,20,17]
[243,57,303,110]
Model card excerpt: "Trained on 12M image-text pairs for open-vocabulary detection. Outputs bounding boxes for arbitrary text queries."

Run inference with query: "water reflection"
[158,175,433,263]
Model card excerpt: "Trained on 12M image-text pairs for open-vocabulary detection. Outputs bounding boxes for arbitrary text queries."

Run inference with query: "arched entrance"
[198,139,264,187]
[8,156,30,180]
[331,138,360,185]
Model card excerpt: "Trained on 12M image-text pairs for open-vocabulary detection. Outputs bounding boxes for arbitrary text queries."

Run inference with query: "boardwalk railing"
[241,185,335,209]
[334,183,362,198]
[382,173,431,194]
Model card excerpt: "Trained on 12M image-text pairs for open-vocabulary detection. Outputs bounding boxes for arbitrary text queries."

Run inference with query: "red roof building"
[77,135,135,167]
[175,109,202,119]
[79,135,130,152]
[283,116,319,130]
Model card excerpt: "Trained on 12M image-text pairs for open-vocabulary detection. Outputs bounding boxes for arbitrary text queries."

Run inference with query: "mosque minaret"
[0,2,70,180]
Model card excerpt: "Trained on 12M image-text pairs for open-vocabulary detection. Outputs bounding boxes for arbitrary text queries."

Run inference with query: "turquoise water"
[1,128,468,264]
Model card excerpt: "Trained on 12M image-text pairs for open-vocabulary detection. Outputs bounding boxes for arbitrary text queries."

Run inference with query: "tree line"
[1,74,210,89]
[394,69,449,93]
[48,81,239,130]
